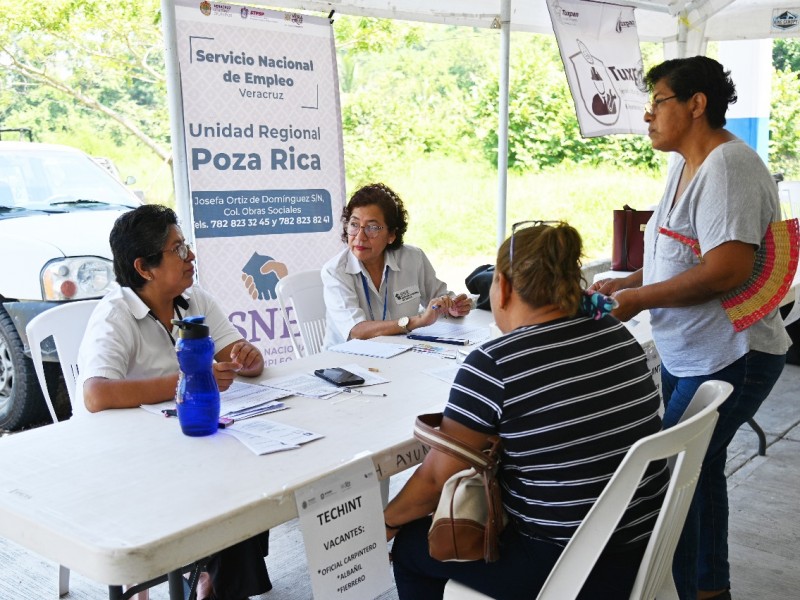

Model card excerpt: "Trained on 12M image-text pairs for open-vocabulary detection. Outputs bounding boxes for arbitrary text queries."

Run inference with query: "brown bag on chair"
[612,205,654,271]
[413,413,507,563]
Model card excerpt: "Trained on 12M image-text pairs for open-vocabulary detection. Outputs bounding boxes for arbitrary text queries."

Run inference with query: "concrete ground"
[1,363,798,599]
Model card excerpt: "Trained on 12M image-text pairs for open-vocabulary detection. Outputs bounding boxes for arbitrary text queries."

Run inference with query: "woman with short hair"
[321,183,472,348]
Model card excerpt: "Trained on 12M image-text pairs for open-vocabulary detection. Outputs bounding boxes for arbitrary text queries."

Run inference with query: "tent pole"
[160,0,193,240]
[496,0,511,249]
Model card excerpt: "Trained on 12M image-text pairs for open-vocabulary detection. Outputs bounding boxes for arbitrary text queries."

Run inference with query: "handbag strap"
[414,413,500,472]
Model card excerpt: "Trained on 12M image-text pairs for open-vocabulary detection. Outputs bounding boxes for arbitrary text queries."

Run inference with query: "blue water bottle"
[172,316,220,437]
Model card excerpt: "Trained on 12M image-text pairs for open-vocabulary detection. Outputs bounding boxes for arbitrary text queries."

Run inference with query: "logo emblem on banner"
[772,10,798,32]
[570,40,619,126]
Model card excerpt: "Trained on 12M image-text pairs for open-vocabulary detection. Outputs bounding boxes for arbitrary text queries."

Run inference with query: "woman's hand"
[217,340,264,378]
[417,295,451,327]
[588,277,627,295]
[448,293,472,317]
[610,288,643,322]
[212,361,240,392]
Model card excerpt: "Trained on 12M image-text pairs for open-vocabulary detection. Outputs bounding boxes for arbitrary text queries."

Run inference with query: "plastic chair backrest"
[779,181,800,220]
[534,380,732,600]
[25,299,100,422]
[275,270,326,358]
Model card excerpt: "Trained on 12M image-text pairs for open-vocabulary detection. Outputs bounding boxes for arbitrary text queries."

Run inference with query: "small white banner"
[547,0,648,137]
[296,457,392,599]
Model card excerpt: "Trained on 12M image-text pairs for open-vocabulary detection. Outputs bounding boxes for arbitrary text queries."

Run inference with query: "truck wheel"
[0,306,51,430]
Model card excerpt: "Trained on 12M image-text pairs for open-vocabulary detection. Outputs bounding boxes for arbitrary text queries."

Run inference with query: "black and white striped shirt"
[444,315,669,549]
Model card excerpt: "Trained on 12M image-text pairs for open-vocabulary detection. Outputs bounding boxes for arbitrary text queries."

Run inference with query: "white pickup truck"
[0,141,141,430]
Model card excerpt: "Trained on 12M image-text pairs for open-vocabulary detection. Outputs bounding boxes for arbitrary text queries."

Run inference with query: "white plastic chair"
[26,299,99,424]
[444,380,733,600]
[25,299,99,597]
[779,180,800,220]
[275,269,326,358]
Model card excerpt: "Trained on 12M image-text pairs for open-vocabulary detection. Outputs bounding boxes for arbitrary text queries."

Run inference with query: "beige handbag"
[414,413,507,562]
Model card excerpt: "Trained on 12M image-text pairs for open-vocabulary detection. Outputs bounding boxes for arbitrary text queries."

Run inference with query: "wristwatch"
[398,316,410,333]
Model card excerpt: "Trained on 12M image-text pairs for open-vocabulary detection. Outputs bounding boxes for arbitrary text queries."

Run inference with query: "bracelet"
[385,521,402,530]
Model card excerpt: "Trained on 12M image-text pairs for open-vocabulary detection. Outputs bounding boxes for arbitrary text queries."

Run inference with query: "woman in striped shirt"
[384,222,669,599]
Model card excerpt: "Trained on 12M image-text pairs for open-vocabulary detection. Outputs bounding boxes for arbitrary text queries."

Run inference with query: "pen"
[162,409,178,417]
[406,334,469,346]
[342,387,387,397]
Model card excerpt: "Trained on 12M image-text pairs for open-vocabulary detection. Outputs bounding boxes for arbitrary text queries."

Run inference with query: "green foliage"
[464,34,662,172]
[770,66,800,178]
[374,156,665,288]
[774,38,800,72]
[0,0,169,160]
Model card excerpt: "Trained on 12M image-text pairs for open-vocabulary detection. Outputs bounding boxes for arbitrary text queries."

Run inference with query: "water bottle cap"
[171,316,210,339]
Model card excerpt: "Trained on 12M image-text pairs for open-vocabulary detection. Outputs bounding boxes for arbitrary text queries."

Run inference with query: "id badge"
[394,285,421,305]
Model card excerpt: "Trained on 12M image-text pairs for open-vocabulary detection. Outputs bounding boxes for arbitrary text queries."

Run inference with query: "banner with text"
[174,0,345,364]
[296,457,392,599]
[547,0,648,137]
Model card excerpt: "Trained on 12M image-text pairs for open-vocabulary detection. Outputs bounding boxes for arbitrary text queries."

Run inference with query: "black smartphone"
[313,367,365,387]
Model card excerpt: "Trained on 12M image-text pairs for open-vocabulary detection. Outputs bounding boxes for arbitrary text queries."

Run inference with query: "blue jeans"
[662,350,785,599]
[391,517,645,600]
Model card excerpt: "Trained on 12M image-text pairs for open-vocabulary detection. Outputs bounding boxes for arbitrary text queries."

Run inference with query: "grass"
[375,156,666,286]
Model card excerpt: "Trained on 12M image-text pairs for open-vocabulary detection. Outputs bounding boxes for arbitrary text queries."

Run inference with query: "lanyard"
[148,300,184,345]
[360,265,389,322]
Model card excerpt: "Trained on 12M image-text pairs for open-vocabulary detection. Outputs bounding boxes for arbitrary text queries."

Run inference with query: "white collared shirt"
[75,284,241,409]
[321,244,449,348]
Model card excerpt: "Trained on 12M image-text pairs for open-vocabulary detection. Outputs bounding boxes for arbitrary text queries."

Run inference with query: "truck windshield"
[0,148,139,210]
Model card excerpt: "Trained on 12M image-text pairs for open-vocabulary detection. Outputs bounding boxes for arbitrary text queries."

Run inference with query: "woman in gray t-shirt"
[591,56,789,600]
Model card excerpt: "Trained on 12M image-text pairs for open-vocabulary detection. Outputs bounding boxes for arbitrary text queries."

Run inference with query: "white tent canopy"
[161,0,798,245]
[253,1,798,51]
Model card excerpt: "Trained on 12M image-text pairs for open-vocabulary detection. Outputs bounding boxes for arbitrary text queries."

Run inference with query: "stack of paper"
[219,381,290,419]
[329,339,411,358]
[140,381,291,420]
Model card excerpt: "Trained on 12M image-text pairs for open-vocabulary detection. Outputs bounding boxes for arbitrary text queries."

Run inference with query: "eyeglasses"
[644,95,677,115]
[166,242,192,261]
[347,221,386,239]
[509,220,560,274]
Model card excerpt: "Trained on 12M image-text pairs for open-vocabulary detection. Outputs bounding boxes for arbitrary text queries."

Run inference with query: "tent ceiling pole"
[161,0,192,240]
[496,0,511,249]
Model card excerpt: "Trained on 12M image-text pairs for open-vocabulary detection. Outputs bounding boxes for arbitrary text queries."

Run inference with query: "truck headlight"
[41,257,116,300]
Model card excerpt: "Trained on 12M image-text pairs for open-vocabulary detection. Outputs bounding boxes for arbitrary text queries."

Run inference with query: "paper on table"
[262,373,341,398]
[220,419,323,455]
[423,364,462,384]
[329,339,411,358]
[336,363,389,387]
[139,381,292,419]
[411,322,489,344]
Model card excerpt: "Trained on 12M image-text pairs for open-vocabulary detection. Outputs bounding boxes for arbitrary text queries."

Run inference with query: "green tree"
[0,0,169,161]
[770,66,800,178]
[774,38,800,72]
[465,34,661,172]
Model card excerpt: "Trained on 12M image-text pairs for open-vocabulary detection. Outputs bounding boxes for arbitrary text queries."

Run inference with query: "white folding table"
[0,311,493,599]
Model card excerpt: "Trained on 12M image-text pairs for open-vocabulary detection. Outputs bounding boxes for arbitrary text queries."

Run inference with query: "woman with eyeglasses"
[591,57,789,600]
[76,204,271,600]
[321,183,472,348]
[384,222,668,599]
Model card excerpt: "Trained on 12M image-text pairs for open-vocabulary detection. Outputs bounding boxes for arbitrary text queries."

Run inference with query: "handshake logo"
[241,252,288,300]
